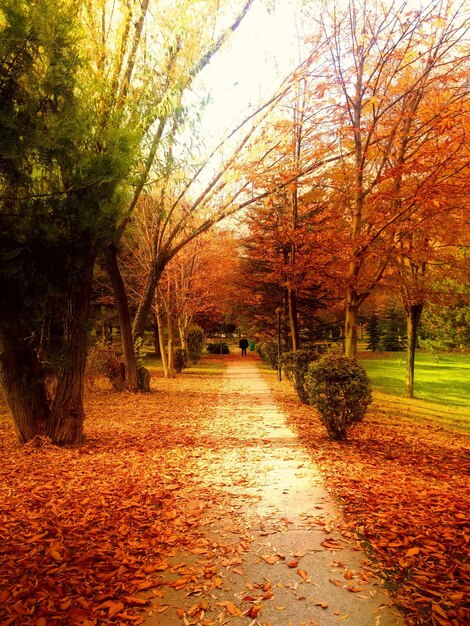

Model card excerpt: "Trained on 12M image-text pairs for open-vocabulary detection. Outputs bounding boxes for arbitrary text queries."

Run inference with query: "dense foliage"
[305,354,372,440]
[187,325,205,364]
[256,340,279,370]
[206,342,230,355]
[281,348,327,403]
[174,348,189,374]
[0,0,136,443]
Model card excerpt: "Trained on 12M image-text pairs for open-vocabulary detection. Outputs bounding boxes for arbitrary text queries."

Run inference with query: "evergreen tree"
[0,0,135,444]
[366,314,381,351]
[379,304,406,352]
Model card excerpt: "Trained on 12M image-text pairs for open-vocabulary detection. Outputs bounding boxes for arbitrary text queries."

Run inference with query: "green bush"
[174,348,189,373]
[187,325,205,363]
[207,342,230,354]
[305,354,372,440]
[257,340,279,369]
[281,349,324,404]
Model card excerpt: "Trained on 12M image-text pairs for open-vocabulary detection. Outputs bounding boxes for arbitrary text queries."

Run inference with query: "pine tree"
[367,314,381,352]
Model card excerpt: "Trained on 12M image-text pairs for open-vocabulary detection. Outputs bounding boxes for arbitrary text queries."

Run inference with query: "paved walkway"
[144,357,404,626]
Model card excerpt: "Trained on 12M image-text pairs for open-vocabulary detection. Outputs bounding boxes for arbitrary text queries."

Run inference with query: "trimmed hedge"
[257,340,278,369]
[281,348,326,403]
[207,342,230,354]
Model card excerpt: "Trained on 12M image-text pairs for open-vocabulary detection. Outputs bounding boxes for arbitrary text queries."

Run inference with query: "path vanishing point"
[143,356,405,626]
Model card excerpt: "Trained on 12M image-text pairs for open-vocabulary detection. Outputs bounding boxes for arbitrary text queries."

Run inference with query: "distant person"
[239,337,249,355]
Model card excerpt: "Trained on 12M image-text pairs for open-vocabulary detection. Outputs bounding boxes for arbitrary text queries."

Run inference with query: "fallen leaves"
[297,568,309,581]
[2,351,467,626]
[0,361,236,625]
[273,374,470,625]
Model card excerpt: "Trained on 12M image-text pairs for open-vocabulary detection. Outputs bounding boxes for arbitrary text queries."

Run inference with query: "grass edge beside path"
[359,352,470,433]
[258,359,470,626]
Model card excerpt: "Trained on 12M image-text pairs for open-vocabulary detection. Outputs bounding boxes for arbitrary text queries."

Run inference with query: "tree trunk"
[166,311,175,378]
[154,302,168,376]
[48,254,95,445]
[105,244,139,391]
[344,291,359,358]
[133,258,165,340]
[153,321,161,357]
[287,284,299,351]
[406,303,423,398]
[0,329,50,442]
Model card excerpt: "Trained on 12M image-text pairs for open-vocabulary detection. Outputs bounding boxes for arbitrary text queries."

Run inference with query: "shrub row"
[256,340,279,369]
[207,342,230,354]
[281,347,328,404]
[257,343,372,440]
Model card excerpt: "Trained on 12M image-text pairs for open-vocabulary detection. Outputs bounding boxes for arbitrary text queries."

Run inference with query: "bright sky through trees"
[194,0,301,144]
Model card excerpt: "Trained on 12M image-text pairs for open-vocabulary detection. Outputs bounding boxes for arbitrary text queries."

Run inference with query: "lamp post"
[276,307,282,381]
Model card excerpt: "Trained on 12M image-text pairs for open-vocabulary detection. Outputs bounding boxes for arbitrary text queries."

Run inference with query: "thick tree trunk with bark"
[105,244,139,391]
[0,329,50,442]
[406,303,423,398]
[48,255,95,445]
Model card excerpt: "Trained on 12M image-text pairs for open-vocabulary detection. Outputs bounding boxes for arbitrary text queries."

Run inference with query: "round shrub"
[187,325,205,363]
[281,349,323,404]
[305,354,372,440]
[174,348,189,373]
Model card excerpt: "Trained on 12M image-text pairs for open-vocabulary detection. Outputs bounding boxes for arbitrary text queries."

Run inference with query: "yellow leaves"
[330,578,345,588]
[344,568,354,580]
[405,546,420,557]
[321,539,342,550]
[247,603,262,618]
[98,600,125,618]
[50,549,63,562]
[123,596,149,606]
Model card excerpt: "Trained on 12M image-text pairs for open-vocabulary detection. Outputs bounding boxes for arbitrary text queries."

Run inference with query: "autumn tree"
[238,189,335,345]
[91,0,256,390]
[305,0,470,357]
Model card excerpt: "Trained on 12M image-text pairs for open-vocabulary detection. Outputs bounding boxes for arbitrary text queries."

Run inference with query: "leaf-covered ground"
[0,354,468,626]
[0,361,227,626]
[263,366,470,626]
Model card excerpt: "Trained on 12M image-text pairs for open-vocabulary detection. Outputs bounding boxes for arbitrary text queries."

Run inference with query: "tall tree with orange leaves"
[303,0,470,357]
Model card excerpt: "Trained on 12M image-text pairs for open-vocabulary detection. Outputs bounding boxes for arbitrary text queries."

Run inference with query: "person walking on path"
[239,337,249,355]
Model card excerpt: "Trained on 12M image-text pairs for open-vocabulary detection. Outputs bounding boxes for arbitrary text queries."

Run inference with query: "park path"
[144,356,404,626]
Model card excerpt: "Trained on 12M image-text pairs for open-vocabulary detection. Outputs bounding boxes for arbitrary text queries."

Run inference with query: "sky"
[194,0,303,146]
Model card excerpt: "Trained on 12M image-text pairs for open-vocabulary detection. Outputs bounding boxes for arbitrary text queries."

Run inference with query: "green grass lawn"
[359,352,470,432]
